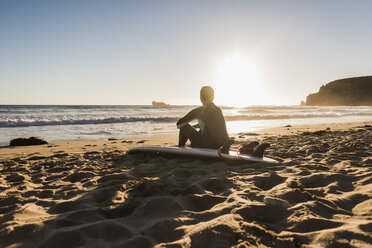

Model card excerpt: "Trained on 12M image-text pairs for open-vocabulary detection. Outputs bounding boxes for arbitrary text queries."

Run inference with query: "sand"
[0,121,371,247]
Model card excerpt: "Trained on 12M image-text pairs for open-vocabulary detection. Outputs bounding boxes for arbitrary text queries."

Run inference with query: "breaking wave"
[0,116,179,128]
[1,111,371,128]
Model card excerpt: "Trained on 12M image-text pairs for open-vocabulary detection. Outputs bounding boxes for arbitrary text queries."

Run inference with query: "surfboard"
[128,146,279,164]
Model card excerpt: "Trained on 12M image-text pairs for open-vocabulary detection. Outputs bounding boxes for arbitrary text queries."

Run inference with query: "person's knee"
[180,124,192,131]
[180,124,192,130]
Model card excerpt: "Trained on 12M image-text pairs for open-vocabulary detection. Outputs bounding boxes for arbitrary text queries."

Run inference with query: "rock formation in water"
[304,76,372,106]
[152,101,170,107]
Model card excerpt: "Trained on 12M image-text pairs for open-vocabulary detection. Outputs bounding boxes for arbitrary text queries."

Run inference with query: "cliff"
[305,76,372,106]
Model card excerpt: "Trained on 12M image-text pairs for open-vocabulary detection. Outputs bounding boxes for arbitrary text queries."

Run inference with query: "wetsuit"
[177,103,229,149]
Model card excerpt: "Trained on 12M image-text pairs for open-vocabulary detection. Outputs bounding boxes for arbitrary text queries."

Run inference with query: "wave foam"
[0,116,179,128]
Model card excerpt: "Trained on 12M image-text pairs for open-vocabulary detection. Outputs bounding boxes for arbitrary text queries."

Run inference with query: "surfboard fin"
[252,143,270,158]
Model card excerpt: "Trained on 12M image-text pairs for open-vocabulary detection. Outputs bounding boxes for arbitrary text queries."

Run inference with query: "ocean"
[0,105,371,146]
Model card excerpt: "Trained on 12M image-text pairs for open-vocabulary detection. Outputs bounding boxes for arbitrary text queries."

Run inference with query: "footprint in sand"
[97,174,129,184]
[50,200,83,214]
[288,217,344,233]
[143,218,185,243]
[28,155,48,160]
[263,196,289,208]
[0,194,20,214]
[278,188,313,204]
[233,203,288,224]
[178,194,226,212]
[99,198,141,219]
[50,153,69,158]
[63,172,96,183]
[115,237,152,248]
[359,222,372,233]
[54,208,104,228]
[299,172,354,189]
[200,178,229,194]
[5,173,27,184]
[252,173,285,190]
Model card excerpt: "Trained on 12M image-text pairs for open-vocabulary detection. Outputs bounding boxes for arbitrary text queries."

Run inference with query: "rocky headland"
[304,76,372,106]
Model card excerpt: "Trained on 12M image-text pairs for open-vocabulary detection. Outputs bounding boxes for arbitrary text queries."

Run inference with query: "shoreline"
[1,104,372,147]
[1,121,370,160]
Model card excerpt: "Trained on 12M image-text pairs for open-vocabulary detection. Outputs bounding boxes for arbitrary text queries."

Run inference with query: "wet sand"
[0,121,371,247]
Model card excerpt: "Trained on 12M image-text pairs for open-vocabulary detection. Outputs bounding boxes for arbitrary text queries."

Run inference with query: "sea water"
[0,105,371,146]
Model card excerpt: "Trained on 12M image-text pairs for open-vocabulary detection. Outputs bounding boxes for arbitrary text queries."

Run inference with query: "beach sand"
[0,121,371,247]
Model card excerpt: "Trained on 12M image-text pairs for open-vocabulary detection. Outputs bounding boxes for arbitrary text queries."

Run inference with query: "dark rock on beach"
[9,137,48,146]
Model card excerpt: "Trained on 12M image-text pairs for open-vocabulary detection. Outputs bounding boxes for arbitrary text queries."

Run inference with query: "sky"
[1,0,372,106]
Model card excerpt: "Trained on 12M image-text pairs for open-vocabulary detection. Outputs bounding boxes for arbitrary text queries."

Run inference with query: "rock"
[152,101,170,107]
[304,76,372,106]
[9,137,48,146]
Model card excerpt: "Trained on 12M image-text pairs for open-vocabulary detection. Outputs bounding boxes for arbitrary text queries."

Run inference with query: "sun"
[212,54,264,107]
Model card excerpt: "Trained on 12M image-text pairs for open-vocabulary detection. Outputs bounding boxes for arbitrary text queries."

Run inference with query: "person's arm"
[176,107,202,129]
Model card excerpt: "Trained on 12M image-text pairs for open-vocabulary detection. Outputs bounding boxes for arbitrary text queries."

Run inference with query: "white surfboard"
[128,146,279,164]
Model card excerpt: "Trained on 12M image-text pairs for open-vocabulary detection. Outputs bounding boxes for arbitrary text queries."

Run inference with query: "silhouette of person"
[177,86,229,149]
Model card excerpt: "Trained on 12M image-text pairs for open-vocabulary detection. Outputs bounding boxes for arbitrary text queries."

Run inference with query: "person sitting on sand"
[177,86,229,150]
[177,86,270,157]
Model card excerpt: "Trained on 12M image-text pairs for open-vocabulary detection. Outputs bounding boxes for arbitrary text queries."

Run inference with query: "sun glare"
[212,54,264,107]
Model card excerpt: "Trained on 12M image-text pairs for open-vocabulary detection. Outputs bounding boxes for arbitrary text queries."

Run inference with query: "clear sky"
[1,0,372,106]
